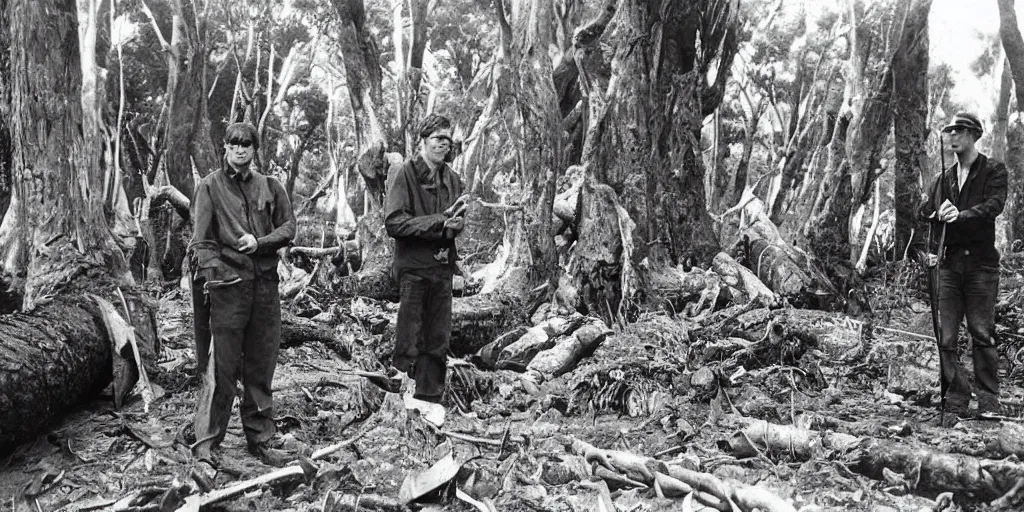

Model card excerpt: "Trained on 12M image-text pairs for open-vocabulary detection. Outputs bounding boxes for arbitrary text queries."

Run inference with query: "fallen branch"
[173,424,373,510]
[730,418,1024,502]
[565,437,795,512]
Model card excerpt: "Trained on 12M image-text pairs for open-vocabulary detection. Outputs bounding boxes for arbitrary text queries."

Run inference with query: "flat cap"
[941,112,983,134]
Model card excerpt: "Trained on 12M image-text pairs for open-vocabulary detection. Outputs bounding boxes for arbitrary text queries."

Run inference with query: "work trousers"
[193,276,281,454]
[393,266,453,402]
[937,249,1001,409]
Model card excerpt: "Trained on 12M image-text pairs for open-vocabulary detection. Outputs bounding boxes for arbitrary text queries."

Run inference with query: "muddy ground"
[2,258,1024,512]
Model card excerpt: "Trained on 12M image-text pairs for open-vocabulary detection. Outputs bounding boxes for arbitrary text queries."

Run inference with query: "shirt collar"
[412,155,444,185]
[226,164,253,182]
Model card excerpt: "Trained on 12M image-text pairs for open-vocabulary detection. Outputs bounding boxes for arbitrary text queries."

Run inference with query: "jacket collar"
[412,155,446,187]
[225,163,253,182]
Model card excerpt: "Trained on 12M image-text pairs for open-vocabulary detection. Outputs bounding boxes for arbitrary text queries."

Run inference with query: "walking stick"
[928,136,949,424]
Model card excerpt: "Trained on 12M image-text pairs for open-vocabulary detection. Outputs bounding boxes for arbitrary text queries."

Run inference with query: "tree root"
[565,437,796,512]
[730,418,1024,502]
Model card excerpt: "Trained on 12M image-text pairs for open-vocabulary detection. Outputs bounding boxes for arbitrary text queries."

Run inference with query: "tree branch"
[138,0,172,54]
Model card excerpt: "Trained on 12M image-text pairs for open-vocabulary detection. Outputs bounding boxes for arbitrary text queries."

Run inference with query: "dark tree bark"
[154,0,217,198]
[992,58,1012,162]
[400,0,431,153]
[892,0,931,259]
[998,0,1024,109]
[0,0,155,451]
[331,0,387,207]
[0,0,10,223]
[997,0,1024,248]
[565,0,738,320]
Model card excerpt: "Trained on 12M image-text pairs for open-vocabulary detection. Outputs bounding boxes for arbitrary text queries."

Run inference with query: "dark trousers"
[393,266,453,401]
[193,276,281,455]
[937,249,1000,408]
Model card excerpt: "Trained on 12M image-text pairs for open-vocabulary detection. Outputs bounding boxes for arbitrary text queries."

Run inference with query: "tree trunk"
[997,0,1024,251]
[993,58,1012,253]
[496,0,563,293]
[157,0,216,198]
[331,0,386,207]
[992,58,1012,162]
[567,0,738,321]
[998,0,1024,110]
[0,0,150,451]
[1007,118,1024,250]
[892,0,931,260]
[399,0,431,154]
[0,0,10,224]
[0,297,112,452]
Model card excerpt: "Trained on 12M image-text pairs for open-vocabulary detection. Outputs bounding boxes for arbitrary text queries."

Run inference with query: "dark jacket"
[384,155,464,275]
[190,166,296,284]
[919,152,1007,264]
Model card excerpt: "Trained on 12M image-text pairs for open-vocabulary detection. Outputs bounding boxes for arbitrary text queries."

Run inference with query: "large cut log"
[496,314,586,370]
[0,296,114,453]
[526,318,612,381]
[729,418,1024,502]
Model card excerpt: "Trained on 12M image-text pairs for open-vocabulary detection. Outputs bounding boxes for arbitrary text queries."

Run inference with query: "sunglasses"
[227,140,254,148]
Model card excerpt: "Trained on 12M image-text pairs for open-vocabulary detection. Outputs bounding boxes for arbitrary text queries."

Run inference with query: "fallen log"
[0,288,156,453]
[567,437,796,512]
[332,267,397,302]
[281,312,347,356]
[496,314,586,370]
[729,418,1024,502]
[526,318,612,380]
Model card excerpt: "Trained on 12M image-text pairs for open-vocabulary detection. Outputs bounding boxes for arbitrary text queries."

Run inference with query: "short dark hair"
[224,122,260,149]
[418,114,451,139]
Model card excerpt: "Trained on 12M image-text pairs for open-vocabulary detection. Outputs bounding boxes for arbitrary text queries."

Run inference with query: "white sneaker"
[404,395,446,427]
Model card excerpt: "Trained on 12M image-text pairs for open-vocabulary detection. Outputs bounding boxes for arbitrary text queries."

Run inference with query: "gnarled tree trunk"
[0,0,154,452]
[566,0,739,321]
[892,0,931,260]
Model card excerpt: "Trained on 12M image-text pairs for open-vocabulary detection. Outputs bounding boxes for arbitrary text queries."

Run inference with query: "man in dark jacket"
[920,112,1008,422]
[189,122,297,478]
[385,114,468,426]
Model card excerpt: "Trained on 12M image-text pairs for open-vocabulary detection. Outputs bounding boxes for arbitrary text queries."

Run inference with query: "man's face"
[225,139,255,168]
[943,127,976,154]
[422,128,452,166]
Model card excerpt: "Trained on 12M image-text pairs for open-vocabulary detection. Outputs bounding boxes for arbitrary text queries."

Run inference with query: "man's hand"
[443,215,465,233]
[238,234,258,254]
[444,194,471,217]
[937,199,959,223]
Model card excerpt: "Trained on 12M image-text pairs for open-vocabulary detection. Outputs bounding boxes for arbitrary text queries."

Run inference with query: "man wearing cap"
[920,112,1008,423]
[384,113,468,427]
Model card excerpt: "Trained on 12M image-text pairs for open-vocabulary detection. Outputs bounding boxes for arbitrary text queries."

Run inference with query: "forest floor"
[2,256,1024,512]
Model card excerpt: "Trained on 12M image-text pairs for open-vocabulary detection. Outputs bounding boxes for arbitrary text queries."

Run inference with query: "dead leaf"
[399,451,462,504]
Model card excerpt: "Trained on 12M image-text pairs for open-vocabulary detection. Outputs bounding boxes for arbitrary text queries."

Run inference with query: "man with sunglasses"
[188,122,298,482]
[919,112,1008,425]
[385,114,469,426]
